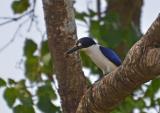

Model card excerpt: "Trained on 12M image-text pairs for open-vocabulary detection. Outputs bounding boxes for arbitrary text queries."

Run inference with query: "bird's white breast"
[82,45,117,74]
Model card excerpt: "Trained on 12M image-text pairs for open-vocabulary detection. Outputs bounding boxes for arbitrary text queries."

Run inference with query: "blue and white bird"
[66,37,121,75]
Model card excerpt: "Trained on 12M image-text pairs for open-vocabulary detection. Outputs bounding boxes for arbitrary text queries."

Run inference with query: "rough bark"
[42,0,88,113]
[42,0,160,113]
[76,15,160,113]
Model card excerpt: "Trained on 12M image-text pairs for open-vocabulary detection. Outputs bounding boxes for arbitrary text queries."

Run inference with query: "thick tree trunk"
[42,0,88,113]
[76,15,160,113]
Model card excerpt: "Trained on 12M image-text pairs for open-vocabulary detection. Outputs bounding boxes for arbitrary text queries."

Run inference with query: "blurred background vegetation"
[0,0,160,113]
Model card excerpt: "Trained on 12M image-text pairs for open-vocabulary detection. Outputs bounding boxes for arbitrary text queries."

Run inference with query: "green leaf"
[145,79,160,98]
[42,53,51,65]
[13,105,35,113]
[90,20,101,38]
[99,21,123,48]
[24,39,40,81]
[15,80,25,89]
[37,81,57,100]
[40,40,54,75]
[24,39,37,57]
[122,26,139,48]
[41,53,54,75]
[37,96,61,113]
[157,98,160,105]
[25,56,41,81]
[18,90,33,106]
[75,11,88,22]
[12,0,30,14]
[37,81,60,113]
[88,9,97,17]
[40,40,49,56]
[104,12,120,23]
[8,78,16,85]
[0,77,6,87]
[3,87,18,107]
[13,80,33,106]
[112,96,145,113]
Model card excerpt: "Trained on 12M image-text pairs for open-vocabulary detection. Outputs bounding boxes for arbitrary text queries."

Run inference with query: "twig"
[27,0,37,32]
[34,18,44,36]
[0,18,30,53]
[97,0,101,21]
[0,0,44,53]
[0,9,33,26]
[0,0,37,53]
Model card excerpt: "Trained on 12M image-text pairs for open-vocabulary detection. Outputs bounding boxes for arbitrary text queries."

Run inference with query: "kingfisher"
[66,37,121,75]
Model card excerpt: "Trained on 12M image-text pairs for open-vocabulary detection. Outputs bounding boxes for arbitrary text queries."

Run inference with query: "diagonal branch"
[27,0,37,32]
[0,9,33,26]
[0,0,38,53]
[97,0,101,21]
[76,14,160,113]
[0,18,30,53]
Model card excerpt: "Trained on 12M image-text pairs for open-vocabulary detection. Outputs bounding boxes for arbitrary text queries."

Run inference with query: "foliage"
[111,96,145,113]
[13,105,35,113]
[0,77,6,87]
[75,2,160,113]
[76,9,139,74]
[1,38,59,113]
[12,0,30,14]
[0,0,160,113]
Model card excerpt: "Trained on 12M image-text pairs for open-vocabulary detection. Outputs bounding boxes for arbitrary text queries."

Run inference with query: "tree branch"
[0,18,30,53]
[0,1,37,53]
[27,0,36,32]
[76,15,160,113]
[0,9,33,26]
[97,0,101,21]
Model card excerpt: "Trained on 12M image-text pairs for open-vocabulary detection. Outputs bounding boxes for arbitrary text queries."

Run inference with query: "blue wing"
[99,46,121,66]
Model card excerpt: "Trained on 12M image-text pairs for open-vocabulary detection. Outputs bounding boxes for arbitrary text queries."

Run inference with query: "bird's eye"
[77,43,82,47]
[76,41,81,46]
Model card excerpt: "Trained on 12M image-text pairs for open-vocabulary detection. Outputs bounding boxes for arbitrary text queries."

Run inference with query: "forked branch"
[76,14,160,113]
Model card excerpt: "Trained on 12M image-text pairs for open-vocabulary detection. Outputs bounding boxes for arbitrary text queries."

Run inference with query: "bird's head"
[66,37,96,54]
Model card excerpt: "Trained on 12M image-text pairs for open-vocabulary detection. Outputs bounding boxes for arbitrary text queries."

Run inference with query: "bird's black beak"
[66,45,83,54]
